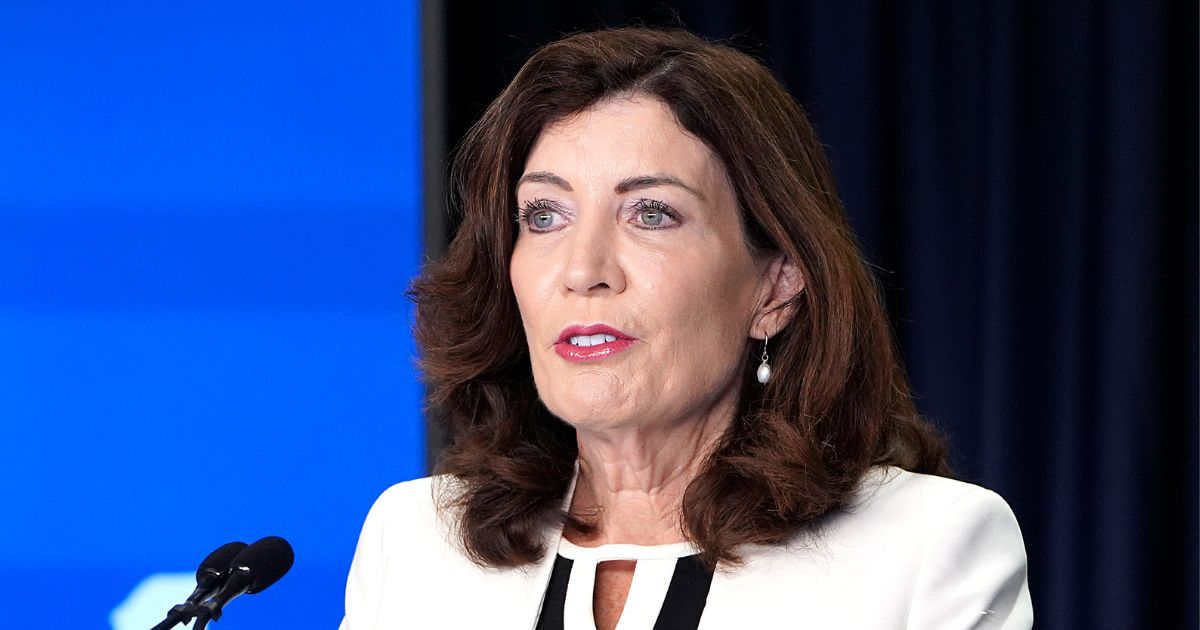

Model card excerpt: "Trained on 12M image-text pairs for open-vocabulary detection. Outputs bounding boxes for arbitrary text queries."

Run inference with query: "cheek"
[636,250,759,367]
[642,246,756,324]
[509,244,550,323]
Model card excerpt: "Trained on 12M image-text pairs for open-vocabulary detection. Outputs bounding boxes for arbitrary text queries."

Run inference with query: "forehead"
[523,96,728,190]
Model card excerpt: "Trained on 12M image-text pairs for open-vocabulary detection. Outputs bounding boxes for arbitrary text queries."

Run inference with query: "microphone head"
[197,541,248,583]
[232,536,294,594]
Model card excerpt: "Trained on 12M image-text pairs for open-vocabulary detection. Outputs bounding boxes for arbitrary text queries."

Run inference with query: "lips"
[554,324,637,362]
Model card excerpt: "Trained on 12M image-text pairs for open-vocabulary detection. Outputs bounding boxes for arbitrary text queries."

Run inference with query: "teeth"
[569,333,618,347]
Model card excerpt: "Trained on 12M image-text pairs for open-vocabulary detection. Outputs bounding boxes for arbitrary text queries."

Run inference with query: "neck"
[566,390,738,547]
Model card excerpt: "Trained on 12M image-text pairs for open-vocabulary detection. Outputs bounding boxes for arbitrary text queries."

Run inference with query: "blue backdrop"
[0,2,423,627]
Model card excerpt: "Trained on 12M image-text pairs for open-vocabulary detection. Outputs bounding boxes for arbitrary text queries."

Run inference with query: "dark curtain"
[431,2,1198,629]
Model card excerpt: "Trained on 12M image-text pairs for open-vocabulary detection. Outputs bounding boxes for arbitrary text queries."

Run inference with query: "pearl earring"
[756,336,772,384]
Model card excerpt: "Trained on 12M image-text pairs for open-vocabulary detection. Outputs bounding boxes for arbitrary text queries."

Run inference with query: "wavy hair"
[411,27,949,569]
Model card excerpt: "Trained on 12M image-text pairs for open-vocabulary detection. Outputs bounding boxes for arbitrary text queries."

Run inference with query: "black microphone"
[194,536,295,627]
[149,541,247,630]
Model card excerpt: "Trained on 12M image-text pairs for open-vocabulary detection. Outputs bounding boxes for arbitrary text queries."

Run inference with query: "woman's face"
[510,96,773,434]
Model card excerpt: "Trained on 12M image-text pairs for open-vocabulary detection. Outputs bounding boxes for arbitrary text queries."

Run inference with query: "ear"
[750,254,805,340]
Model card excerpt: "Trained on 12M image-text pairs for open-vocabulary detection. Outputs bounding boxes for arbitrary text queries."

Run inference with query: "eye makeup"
[515,196,684,233]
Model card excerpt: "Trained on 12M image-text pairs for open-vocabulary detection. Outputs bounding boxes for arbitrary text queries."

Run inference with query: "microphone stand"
[192,609,215,630]
[148,605,194,630]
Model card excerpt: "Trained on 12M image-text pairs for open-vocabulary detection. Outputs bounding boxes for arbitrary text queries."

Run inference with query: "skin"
[509,95,803,629]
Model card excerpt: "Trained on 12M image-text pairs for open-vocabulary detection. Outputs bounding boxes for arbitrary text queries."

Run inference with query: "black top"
[534,553,714,630]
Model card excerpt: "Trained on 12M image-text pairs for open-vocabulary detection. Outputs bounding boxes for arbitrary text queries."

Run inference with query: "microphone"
[149,541,247,630]
[194,536,294,628]
[187,542,250,604]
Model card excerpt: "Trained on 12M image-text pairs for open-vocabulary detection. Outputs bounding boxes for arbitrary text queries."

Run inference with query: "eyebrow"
[516,171,573,191]
[615,174,707,201]
[516,171,707,201]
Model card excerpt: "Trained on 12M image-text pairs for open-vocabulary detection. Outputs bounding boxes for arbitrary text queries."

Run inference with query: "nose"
[561,217,626,295]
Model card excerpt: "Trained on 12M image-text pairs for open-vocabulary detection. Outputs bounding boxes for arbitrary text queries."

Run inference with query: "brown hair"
[412,27,949,569]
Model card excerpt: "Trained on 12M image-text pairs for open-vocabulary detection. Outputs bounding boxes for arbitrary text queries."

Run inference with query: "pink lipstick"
[554,324,637,362]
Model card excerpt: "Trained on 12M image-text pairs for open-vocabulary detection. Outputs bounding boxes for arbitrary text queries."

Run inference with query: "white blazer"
[339,466,1033,629]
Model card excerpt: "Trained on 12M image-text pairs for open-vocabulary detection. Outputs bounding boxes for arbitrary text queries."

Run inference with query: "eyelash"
[515,198,681,232]
[516,197,549,215]
[629,198,680,229]
[515,198,564,230]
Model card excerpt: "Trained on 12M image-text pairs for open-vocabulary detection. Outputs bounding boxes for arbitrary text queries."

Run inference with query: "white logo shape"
[110,572,195,630]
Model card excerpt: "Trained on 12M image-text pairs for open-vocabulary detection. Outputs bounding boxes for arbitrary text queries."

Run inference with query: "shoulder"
[356,475,462,556]
[826,466,1029,580]
[737,466,1027,563]
[708,468,1032,628]
[848,466,1021,529]
[839,467,1033,627]
[341,476,474,628]
[342,475,561,629]
[363,476,438,524]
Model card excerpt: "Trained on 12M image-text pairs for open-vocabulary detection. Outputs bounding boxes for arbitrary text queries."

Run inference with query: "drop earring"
[757,336,772,384]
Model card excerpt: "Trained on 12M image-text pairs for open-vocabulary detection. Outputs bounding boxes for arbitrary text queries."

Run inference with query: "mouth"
[554,324,637,362]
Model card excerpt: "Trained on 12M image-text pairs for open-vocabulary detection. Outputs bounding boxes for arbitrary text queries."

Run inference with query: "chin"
[542,390,636,431]
[537,363,657,426]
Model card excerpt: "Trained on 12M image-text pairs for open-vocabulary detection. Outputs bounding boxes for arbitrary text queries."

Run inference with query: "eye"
[517,198,566,232]
[530,209,555,230]
[630,198,679,229]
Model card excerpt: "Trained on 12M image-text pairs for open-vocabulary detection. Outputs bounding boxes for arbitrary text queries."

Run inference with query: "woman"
[341,27,1032,630]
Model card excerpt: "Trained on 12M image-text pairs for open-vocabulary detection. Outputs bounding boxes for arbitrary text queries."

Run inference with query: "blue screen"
[0,2,423,627]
